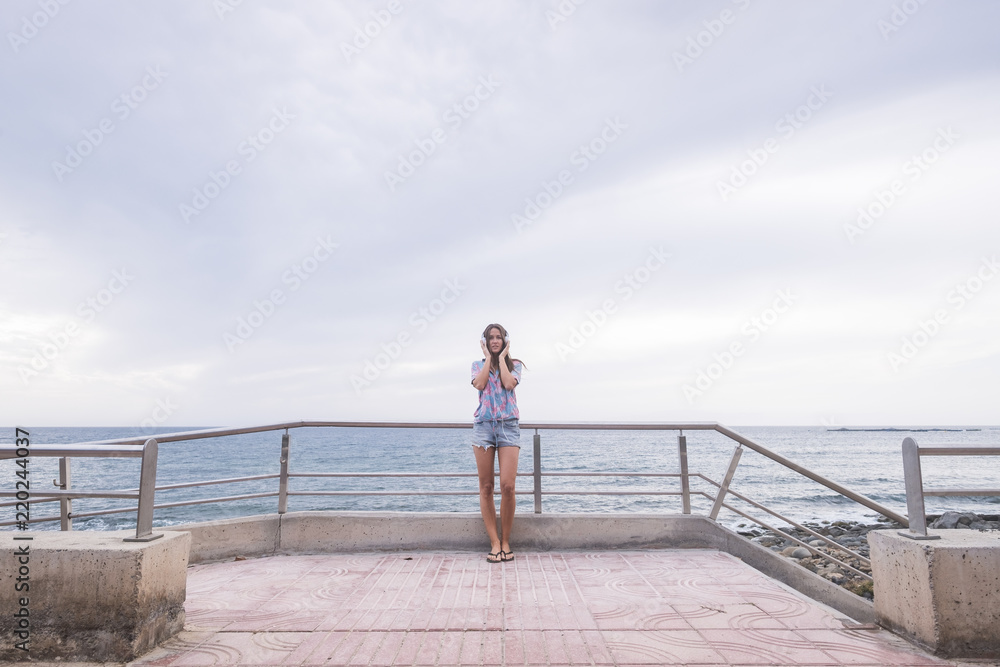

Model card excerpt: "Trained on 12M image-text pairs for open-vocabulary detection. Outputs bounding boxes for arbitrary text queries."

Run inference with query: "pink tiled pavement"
[125,550,961,666]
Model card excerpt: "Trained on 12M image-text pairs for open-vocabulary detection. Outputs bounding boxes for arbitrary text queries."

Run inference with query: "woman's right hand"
[480,338,489,357]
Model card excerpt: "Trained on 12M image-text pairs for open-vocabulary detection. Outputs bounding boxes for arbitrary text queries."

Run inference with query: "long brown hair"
[482,323,524,373]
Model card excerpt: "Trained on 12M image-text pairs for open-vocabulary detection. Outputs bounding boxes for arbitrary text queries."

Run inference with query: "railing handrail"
[3,421,911,583]
[0,444,145,459]
[3,420,908,528]
[714,424,908,525]
[32,420,723,448]
[1,438,162,542]
[900,437,1000,539]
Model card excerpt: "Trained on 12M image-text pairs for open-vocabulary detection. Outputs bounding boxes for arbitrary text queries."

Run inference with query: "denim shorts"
[471,419,520,450]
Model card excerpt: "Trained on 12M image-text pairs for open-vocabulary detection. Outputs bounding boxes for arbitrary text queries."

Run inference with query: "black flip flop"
[501,550,515,562]
[486,551,502,564]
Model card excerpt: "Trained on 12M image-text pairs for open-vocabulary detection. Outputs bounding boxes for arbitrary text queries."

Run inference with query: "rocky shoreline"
[735,511,1000,600]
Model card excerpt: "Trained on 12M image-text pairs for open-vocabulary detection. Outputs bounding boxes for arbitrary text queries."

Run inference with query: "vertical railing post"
[57,457,72,531]
[124,438,162,542]
[278,431,290,514]
[709,445,743,520]
[899,437,939,540]
[533,429,542,514]
[678,432,690,514]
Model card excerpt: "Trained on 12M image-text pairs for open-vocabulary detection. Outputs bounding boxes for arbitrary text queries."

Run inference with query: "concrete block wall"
[0,531,189,662]
[870,528,1000,659]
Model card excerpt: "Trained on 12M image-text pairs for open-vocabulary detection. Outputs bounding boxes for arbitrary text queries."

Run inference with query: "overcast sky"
[2,1,998,428]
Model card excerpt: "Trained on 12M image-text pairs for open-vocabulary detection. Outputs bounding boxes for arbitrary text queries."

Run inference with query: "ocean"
[3,425,997,533]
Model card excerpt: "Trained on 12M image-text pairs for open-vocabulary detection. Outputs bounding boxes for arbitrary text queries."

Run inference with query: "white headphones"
[482,331,510,344]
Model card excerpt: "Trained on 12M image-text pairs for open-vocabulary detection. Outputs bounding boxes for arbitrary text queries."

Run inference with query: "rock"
[827,527,844,537]
[808,539,825,547]
[929,511,981,529]
[791,547,811,559]
[929,512,957,529]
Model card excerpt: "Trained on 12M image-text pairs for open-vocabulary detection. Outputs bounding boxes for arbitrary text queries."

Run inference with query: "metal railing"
[0,421,907,577]
[899,436,1000,539]
[0,439,162,541]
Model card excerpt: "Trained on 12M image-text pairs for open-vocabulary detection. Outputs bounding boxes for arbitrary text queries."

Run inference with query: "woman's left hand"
[499,340,510,359]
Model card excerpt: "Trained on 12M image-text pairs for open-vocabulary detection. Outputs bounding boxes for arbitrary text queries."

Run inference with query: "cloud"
[1,0,998,426]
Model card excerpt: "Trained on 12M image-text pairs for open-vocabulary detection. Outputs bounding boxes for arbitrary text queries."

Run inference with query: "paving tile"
[503,628,526,665]
[312,607,350,631]
[223,609,327,632]
[602,629,725,664]
[540,630,572,664]
[424,604,455,631]
[413,631,446,665]
[580,629,615,665]
[672,601,787,630]
[436,630,464,665]
[391,631,426,665]
[739,589,847,630]
[522,630,550,664]
[699,628,839,665]
[139,550,969,667]
[796,628,955,665]
[345,630,387,665]
[369,630,406,666]
[280,630,330,664]
[308,630,364,664]
[458,630,486,665]
[269,588,352,610]
[482,630,504,665]
[131,631,216,666]
[170,631,304,666]
[558,630,596,664]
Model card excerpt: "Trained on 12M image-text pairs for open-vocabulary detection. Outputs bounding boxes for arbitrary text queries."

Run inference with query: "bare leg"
[497,446,520,554]
[473,445,501,554]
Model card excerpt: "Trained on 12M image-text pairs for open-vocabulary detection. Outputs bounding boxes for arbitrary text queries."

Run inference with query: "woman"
[470,323,523,563]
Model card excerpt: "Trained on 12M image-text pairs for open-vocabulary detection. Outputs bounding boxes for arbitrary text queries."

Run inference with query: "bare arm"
[472,339,492,391]
[497,340,518,390]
